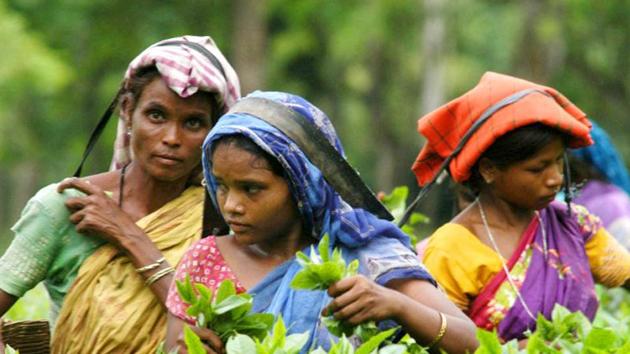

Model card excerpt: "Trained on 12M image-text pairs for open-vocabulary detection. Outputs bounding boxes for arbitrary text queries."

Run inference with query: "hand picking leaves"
[176,276,274,342]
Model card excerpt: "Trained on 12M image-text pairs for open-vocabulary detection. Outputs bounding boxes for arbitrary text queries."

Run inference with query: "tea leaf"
[215,278,237,304]
[183,326,207,354]
[355,327,398,354]
[225,334,256,354]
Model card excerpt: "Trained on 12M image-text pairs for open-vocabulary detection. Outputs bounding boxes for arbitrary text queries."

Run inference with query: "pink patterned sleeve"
[166,240,206,323]
[166,236,245,323]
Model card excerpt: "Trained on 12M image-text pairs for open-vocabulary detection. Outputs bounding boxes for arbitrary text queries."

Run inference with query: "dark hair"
[466,123,571,192]
[568,154,605,185]
[210,134,286,177]
[121,66,221,124]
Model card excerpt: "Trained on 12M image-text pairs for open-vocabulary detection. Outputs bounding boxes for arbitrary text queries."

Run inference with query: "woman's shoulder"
[26,182,82,216]
[181,236,223,263]
[424,222,499,266]
[428,223,480,248]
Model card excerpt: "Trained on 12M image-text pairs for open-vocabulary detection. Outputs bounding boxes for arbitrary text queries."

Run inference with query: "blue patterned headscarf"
[571,120,630,194]
[201,91,432,351]
[202,91,411,249]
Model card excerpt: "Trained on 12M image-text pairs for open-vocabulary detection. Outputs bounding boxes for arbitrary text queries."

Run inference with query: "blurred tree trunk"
[416,0,450,227]
[232,0,268,95]
[512,0,566,82]
[420,0,446,115]
[367,42,396,192]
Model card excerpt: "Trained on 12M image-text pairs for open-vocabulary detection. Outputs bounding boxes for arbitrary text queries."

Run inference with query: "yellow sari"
[51,186,204,354]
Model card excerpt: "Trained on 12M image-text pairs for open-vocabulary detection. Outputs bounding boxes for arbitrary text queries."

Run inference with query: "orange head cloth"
[411,72,593,186]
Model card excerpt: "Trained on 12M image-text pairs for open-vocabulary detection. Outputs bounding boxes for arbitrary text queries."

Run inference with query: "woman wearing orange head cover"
[413,72,630,341]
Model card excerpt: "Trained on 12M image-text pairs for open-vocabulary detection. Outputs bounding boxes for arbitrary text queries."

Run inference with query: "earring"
[126,127,132,137]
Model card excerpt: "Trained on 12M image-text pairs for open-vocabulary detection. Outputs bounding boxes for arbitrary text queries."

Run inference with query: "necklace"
[476,197,539,322]
[118,163,128,208]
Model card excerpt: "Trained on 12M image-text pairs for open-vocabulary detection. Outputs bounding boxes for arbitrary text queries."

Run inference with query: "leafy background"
[0,0,629,248]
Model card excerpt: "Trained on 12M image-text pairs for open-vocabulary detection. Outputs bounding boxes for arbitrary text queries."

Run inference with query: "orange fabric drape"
[411,72,592,186]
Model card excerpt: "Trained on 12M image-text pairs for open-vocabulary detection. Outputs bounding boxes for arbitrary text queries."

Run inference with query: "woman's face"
[124,77,213,182]
[211,142,303,246]
[483,137,565,211]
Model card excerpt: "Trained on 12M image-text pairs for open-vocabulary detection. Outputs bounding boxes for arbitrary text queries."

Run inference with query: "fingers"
[58,177,100,195]
[65,197,89,212]
[193,326,224,353]
[323,283,362,317]
[68,209,85,225]
[327,275,359,297]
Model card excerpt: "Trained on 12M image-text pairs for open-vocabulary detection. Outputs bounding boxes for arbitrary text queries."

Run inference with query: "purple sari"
[478,201,599,340]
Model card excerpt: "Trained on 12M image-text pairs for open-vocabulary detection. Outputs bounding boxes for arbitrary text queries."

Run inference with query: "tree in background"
[1,0,629,249]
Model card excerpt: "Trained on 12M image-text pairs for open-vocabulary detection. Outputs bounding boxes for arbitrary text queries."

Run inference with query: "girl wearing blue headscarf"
[164,92,478,353]
[568,121,630,249]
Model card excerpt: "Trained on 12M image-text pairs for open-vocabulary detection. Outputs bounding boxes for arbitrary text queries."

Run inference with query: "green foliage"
[291,234,359,291]
[380,186,429,246]
[176,276,274,342]
[258,316,309,354]
[312,327,406,354]
[4,344,19,354]
[291,233,368,338]
[474,303,630,354]
[183,325,207,354]
[4,283,49,321]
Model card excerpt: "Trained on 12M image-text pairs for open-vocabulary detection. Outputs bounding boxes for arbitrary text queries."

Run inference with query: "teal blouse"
[0,183,106,322]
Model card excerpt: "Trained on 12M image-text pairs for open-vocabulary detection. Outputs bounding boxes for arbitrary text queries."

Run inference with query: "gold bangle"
[145,266,175,286]
[136,257,166,273]
[427,312,447,348]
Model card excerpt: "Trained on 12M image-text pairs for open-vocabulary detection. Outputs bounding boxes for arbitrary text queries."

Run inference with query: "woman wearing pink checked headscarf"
[0,35,240,354]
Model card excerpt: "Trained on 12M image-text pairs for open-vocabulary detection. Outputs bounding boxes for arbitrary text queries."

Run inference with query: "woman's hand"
[57,177,144,251]
[175,326,224,354]
[323,275,403,325]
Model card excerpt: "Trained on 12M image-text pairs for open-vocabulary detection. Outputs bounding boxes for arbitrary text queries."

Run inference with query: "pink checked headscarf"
[110,35,241,170]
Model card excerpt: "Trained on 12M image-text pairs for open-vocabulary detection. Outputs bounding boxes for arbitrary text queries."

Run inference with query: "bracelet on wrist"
[145,266,175,286]
[427,311,447,348]
[136,257,166,273]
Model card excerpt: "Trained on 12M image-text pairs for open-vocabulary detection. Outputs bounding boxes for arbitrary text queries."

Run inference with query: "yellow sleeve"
[422,224,502,311]
[585,227,630,287]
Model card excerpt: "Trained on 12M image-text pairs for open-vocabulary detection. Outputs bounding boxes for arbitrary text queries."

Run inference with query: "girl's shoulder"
[429,223,480,247]
[547,201,603,238]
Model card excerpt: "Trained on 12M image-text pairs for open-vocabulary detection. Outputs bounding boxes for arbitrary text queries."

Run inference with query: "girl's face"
[211,142,303,247]
[124,77,213,182]
[482,136,565,211]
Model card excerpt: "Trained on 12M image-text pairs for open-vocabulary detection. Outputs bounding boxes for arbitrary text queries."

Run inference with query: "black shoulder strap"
[72,95,119,177]
[227,97,394,221]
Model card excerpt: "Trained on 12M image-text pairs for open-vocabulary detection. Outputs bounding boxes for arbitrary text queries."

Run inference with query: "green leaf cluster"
[290,233,367,339]
[291,234,359,291]
[380,187,429,246]
[474,303,630,353]
[310,327,411,354]
[176,276,274,342]
[226,316,310,354]
[289,234,430,353]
